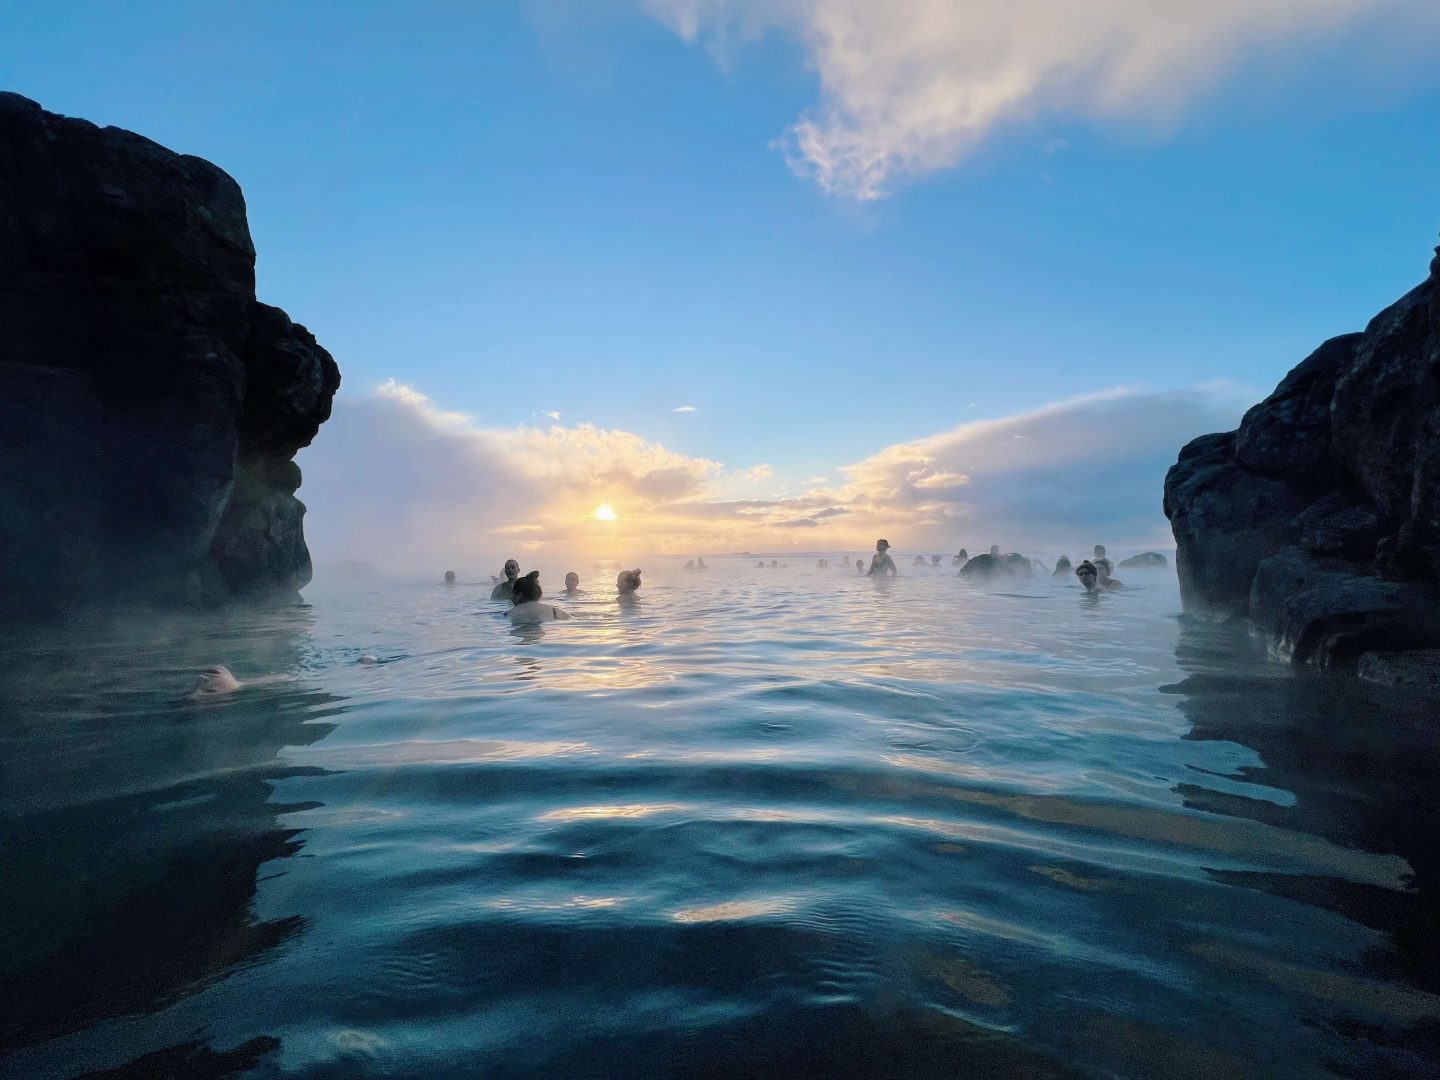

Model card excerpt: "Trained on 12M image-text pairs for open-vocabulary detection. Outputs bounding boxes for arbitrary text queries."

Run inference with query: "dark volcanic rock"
[0,94,339,617]
[1117,551,1168,570]
[1164,242,1440,669]
[959,553,1031,578]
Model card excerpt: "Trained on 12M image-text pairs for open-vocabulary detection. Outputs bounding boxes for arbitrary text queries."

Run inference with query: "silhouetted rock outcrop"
[959,553,1032,578]
[1164,244,1440,671]
[0,93,339,617]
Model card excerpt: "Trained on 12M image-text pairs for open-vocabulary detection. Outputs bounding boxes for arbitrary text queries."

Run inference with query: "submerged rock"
[1164,242,1440,670]
[0,93,340,618]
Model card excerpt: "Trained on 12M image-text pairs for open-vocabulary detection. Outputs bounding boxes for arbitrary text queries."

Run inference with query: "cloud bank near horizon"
[297,379,1245,573]
[645,0,1434,199]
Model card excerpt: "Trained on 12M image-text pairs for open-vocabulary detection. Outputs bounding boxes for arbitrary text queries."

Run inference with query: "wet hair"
[877,538,890,549]
[512,570,543,604]
[444,570,457,584]
[617,569,642,593]
[1055,556,1072,570]
[564,572,579,588]
[1093,545,1106,556]
[1075,560,1098,577]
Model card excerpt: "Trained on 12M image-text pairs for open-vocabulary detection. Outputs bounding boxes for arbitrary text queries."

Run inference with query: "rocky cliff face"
[1164,245,1440,672]
[0,93,339,618]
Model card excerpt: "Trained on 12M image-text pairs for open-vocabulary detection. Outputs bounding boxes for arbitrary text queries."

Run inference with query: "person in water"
[491,559,520,600]
[508,571,573,622]
[696,558,708,570]
[189,665,294,699]
[1052,556,1073,579]
[564,572,580,595]
[1075,560,1123,592]
[868,539,897,577]
[1092,545,1114,579]
[989,545,1001,558]
[913,555,926,567]
[617,568,642,601]
[952,548,968,566]
[444,570,457,585]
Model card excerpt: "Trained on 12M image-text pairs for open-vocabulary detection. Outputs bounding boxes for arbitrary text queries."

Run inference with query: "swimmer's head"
[503,559,520,580]
[192,665,241,696]
[989,545,1000,557]
[1075,560,1100,590]
[444,570,456,584]
[564,572,579,591]
[616,568,642,595]
[856,559,864,571]
[512,570,543,604]
[876,538,890,552]
[1093,545,1106,558]
[1055,556,1072,571]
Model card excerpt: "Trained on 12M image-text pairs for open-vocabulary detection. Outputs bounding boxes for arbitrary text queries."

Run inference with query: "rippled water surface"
[4,559,1440,1078]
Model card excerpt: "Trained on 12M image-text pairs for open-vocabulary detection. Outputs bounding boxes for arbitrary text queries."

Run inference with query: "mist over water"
[3,561,1438,1077]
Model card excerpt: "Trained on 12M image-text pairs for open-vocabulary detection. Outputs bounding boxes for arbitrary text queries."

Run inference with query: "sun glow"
[593,503,617,522]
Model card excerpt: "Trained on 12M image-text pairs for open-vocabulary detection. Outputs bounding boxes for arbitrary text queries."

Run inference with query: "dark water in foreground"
[2,560,1439,1079]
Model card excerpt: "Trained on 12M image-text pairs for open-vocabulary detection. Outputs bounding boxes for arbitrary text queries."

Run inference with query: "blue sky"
[6,1,1440,559]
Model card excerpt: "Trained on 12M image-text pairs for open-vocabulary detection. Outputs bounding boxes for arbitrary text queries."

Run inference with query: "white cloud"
[297,379,1245,572]
[648,0,1434,198]
[673,405,698,413]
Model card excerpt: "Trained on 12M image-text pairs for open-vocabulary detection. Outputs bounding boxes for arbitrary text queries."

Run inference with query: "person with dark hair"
[564,572,580,595]
[444,570,457,584]
[1052,556,1073,579]
[508,571,573,622]
[952,548,968,566]
[855,559,865,573]
[1075,560,1123,593]
[491,559,521,600]
[696,558,708,570]
[617,568,642,602]
[913,555,926,567]
[868,539,897,577]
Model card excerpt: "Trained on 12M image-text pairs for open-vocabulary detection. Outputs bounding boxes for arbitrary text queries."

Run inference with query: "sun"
[593,503,617,522]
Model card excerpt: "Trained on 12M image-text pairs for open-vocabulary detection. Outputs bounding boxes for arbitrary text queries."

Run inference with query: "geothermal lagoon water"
[3,560,1438,1078]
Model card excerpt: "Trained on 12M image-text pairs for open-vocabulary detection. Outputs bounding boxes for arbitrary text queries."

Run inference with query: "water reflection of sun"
[593,503,617,522]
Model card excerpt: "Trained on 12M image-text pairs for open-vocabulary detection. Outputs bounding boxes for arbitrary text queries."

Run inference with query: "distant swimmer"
[868,539,897,577]
[696,558,708,569]
[564,572,580,595]
[930,555,941,567]
[491,559,520,600]
[508,571,574,622]
[952,548,968,566]
[617,568,642,602]
[913,555,926,567]
[1091,545,1114,579]
[989,545,1001,558]
[685,560,696,570]
[757,561,766,568]
[444,570,457,584]
[856,559,865,573]
[1076,560,1123,592]
[1052,556,1073,579]
[770,560,779,567]
[188,665,294,699]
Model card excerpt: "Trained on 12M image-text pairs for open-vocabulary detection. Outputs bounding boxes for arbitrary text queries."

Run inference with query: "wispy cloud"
[742,463,774,484]
[648,0,1433,199]
[672,405,698,413]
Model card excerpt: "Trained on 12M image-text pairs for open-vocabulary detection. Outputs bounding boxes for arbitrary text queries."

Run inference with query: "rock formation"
[1118,552,1168,570]
[0,93,340,618]
[1164,244,1440,672]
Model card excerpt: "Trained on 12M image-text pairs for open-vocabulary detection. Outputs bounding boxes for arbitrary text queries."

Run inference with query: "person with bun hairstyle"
[508,571,574,622]
[616,568,642,602]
